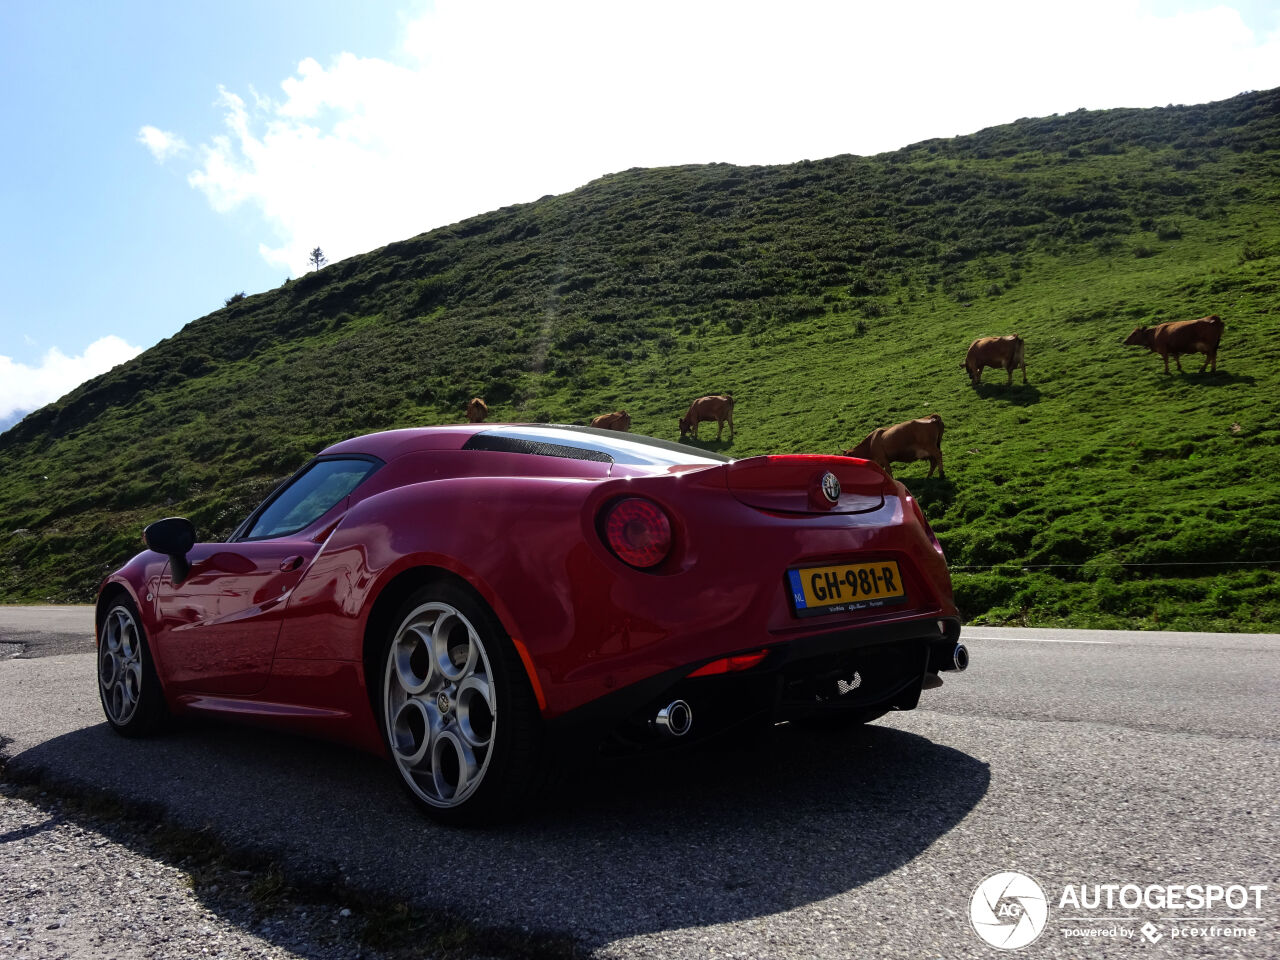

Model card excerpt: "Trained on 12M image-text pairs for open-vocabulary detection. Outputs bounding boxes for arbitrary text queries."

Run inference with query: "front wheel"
[97,598,168,736]
[380,582,544,825]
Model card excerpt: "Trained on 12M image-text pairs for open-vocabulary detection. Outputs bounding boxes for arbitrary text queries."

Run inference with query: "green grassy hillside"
[3,89,1278,630]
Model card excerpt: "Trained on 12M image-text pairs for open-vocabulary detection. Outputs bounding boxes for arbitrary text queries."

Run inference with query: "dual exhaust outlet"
[652,699,693,738]
[652,643,966,736]
[933,639,970,673]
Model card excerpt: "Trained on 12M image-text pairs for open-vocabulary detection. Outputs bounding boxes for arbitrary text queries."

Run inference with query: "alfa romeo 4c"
[97,424,967,822]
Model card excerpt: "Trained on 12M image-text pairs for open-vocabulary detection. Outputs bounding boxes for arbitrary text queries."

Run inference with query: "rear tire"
[379,581,545,825]
[97,598,168,736]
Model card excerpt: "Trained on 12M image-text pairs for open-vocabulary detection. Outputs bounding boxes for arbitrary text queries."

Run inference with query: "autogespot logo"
[970,872,1050,950]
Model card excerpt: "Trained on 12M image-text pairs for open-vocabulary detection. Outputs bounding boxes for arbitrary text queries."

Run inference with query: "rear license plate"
[787,561,907,618]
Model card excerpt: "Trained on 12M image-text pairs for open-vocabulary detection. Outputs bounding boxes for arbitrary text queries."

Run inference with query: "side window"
[244,458,378,540]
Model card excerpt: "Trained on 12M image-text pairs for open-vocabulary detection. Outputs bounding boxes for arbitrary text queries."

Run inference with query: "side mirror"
[144,517,196,583]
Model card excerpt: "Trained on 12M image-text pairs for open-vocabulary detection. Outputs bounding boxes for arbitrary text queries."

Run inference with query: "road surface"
[1,607,1277,958]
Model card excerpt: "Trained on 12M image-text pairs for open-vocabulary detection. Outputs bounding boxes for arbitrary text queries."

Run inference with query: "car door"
[156,456,380,696]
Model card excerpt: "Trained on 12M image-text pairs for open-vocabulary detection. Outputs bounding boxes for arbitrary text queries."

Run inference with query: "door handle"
[279,555,304,572]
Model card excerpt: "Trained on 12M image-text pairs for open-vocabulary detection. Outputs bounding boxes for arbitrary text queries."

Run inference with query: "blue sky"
[1,1,418,428]
[2,0,1278,431]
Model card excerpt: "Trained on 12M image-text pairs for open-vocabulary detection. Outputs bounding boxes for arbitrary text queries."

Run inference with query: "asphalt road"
[2,607,1278,958]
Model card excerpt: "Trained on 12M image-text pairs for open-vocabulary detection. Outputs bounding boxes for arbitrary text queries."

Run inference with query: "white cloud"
[0,336,144,425]
[137,125,189,162]
[164,0,1280,276]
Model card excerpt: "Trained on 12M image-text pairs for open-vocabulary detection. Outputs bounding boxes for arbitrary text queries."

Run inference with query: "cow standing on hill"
[845,414,945,479]
[964,335,1027,386]
[1124,315,1223,374]
[465,398,488,422]
[591,410,632,431]
[679,394,735,440]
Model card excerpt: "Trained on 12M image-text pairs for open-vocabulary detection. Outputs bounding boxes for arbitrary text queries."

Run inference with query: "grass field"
[1,89,1277,629]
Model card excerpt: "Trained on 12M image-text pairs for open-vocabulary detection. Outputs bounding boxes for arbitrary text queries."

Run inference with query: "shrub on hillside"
[854,299,887,319]
[848,277,887,296]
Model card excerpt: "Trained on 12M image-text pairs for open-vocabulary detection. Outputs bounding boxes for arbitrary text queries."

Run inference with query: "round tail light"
[601,497,672,569]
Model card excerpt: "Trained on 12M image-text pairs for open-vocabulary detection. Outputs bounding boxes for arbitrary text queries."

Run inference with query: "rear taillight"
[601,497,672,569]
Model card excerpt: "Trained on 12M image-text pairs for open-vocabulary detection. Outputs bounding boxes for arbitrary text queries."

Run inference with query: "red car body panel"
[98,425,960,758]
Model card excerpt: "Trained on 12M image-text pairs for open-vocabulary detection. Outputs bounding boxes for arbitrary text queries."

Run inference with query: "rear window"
[465,425,729,468]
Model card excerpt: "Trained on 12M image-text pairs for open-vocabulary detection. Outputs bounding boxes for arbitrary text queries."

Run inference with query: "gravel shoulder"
[0,781,377,960]
[0,775,581,960]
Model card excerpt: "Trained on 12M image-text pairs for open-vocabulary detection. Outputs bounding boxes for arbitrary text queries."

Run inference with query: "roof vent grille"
[463,434,614,464]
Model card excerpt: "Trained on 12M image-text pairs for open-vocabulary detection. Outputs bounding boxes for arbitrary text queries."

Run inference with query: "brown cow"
[964,335,1027,386]
[845,414,945,479]
[678,394,735,440]
[591,410,632,431]
[1124,315,1223,374]
[465,397,488,422]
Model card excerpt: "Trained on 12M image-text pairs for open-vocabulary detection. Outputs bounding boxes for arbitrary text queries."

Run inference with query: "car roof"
[320,424,482,460]
[319,423,730,469]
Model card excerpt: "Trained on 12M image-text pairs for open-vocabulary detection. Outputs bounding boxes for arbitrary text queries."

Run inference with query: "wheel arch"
[95,581,131,628]
[360,565,546,725]
[95,579,171,690]
[95,579,145,641]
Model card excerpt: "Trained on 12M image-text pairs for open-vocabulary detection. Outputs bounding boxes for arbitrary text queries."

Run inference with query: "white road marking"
[962,636,1115,644]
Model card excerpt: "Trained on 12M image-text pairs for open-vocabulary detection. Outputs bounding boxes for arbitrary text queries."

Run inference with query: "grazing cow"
[845,414,945,479]
[465,397,488,423]
[964,335,1027,386]
[678,394,735,440]
[591,410,632,431]
[1124,315,1223,374]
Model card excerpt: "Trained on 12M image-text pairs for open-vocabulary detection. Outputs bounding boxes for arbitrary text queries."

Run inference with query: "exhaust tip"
[953,643,969,672]
[653,699,693,737]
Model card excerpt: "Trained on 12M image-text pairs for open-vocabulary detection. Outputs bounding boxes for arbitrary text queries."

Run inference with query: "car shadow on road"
[6,716,988,950]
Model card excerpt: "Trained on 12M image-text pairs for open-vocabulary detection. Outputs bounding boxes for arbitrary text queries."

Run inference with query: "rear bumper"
[547,615,962,754]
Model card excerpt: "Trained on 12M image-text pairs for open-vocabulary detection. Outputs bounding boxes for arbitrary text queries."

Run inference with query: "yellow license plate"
[787,561,906,618]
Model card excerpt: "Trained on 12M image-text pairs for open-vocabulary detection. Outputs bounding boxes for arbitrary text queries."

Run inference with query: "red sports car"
[96,424,966,823]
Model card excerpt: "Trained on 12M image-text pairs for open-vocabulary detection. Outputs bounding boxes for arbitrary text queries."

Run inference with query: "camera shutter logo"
[970,872,1050,950]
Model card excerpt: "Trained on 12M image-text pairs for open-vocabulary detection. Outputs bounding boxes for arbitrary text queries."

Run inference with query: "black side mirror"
[144,517,197,583]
